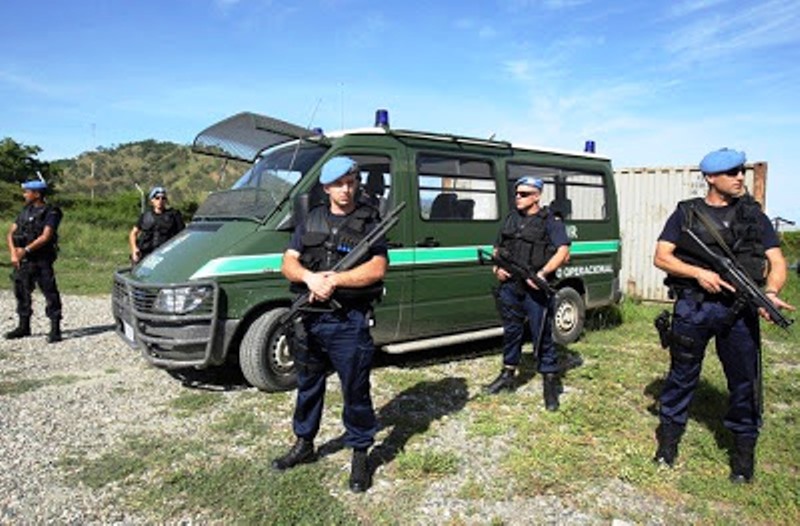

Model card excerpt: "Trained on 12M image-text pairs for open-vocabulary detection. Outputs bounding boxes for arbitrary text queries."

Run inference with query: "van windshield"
[194,141,328,220]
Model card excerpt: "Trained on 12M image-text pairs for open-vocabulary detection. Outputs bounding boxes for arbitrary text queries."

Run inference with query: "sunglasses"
[515,191,536,198]
[720,166,744,177]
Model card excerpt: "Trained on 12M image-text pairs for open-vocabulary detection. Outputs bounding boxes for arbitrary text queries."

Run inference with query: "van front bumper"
[112,269,234,368]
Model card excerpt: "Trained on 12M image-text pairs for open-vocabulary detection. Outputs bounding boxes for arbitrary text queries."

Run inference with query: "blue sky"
[2,0,798,222]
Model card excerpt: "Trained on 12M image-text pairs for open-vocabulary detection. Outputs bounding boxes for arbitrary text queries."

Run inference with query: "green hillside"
[52,140,249,204]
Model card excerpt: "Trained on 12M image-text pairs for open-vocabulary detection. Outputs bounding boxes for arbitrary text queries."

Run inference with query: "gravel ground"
[0,290,695,525]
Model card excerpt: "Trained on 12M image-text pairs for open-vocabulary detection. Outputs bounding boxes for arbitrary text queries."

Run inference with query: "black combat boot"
[271,437,315,471]
[653,422,684,467]
[4,317,31,340]
[729,435,757,483]
[349,448,371,493]
[47,319,62,343]
[484,368,516,394]
[543,373,561,411]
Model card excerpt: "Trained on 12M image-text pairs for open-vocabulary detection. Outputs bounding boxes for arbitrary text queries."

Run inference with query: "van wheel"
[552,287,585,345]
[240,308,297,392]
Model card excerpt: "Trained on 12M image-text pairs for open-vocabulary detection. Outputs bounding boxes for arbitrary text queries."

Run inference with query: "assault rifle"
[683,227,793,329]
[279,201,406,326]
[477,248,556,297]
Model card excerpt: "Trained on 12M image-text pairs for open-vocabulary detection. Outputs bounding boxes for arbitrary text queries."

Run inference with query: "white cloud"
[666,0,728,18]
[478,26,497,39]
[504,60,532,80]
[664,0,800,64]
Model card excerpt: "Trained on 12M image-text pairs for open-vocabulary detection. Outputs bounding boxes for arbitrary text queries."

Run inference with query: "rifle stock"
[477,248,556,297]
[280,201,406,325]
[683,228,792,329]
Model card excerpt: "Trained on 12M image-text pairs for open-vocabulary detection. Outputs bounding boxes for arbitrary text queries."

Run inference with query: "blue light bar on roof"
[375,109,389,128]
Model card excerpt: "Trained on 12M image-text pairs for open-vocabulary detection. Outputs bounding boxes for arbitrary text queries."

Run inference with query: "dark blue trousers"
[293,308,377,449]
[497,281,559,374]
[659,290,761,438]
[14,259,62,320]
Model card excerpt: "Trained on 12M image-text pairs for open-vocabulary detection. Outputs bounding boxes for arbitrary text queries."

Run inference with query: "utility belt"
[667,284,734,306]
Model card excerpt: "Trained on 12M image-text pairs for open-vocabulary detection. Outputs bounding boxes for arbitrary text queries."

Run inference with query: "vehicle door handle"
[416,237,440,248]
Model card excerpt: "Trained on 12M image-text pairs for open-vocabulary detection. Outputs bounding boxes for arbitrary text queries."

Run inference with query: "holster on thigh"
[291,318,327,376]
[669,332,701,364]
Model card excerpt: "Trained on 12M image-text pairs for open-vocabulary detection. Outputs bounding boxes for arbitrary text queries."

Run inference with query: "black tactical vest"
[15,203,60,261]
[497,207,556,275]
[296,202,383,302]
[137,209,182,256]
[668,195,766,289]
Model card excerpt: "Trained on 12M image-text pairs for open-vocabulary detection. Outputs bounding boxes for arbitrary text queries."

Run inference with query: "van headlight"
[154,286,213,314]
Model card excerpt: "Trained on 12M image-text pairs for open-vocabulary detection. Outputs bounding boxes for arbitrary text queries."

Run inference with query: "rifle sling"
[687,203,739,262]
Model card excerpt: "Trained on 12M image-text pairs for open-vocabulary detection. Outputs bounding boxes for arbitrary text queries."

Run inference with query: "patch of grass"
[63,434,357,524]
[136,457,356,524]
[209,408,270,443]
[0,374,81,396]
[61,435,200,490]
[467,404,512,438]
[167,391,223,417]
[395,449,460,479]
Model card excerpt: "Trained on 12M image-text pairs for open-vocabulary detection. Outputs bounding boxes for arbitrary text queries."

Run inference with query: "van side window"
[507,164,607,221]
[417,155,498,221]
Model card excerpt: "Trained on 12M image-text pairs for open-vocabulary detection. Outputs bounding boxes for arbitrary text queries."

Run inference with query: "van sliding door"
[408,153,500,337]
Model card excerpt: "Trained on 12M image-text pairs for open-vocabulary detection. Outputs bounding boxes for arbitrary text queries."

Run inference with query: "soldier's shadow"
[644,377,733,451]
[317,377,469,474]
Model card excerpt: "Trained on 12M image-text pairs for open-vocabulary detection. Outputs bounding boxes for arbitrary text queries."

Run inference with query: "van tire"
[552,287,585,345]
[240,308,297,392]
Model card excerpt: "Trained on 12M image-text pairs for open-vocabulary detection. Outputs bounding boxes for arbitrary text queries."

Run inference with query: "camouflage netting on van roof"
[193,112,313,163]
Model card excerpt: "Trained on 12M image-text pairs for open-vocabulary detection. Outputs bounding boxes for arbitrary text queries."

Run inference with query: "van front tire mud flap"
[240,308,298,392]
[552,286,585,345]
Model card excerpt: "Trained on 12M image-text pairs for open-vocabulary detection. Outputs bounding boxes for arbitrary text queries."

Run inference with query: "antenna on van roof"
[286,97,323,171]
[488,133,496,140]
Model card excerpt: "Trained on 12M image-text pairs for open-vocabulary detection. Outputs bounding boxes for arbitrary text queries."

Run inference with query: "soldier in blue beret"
[652,147,794,482]
[5,178,64,343]
[485,176,571,410]
[273,155,388,492]
[129,186,185,264]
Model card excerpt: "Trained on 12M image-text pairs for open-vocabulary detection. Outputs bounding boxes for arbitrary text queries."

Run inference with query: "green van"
[112,110,621,391]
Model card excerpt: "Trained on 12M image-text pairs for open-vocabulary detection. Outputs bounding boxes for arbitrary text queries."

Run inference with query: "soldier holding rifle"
[5,178,63,343]
[272,156,388,493]
[652,147,794,483]
[484,176,571,410]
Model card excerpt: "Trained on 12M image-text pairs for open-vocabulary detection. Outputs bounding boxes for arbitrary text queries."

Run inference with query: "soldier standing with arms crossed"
[272,156,388,493]
[5,179,63,343]
[485,176,571,410]
[652,148,794,482]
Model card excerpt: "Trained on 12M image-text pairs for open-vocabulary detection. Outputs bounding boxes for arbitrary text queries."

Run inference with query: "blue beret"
[148,186,167,200]
[21,180,47,191]
[319,156,358,185]
[699,148,746,174]
[515,176,544,191]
